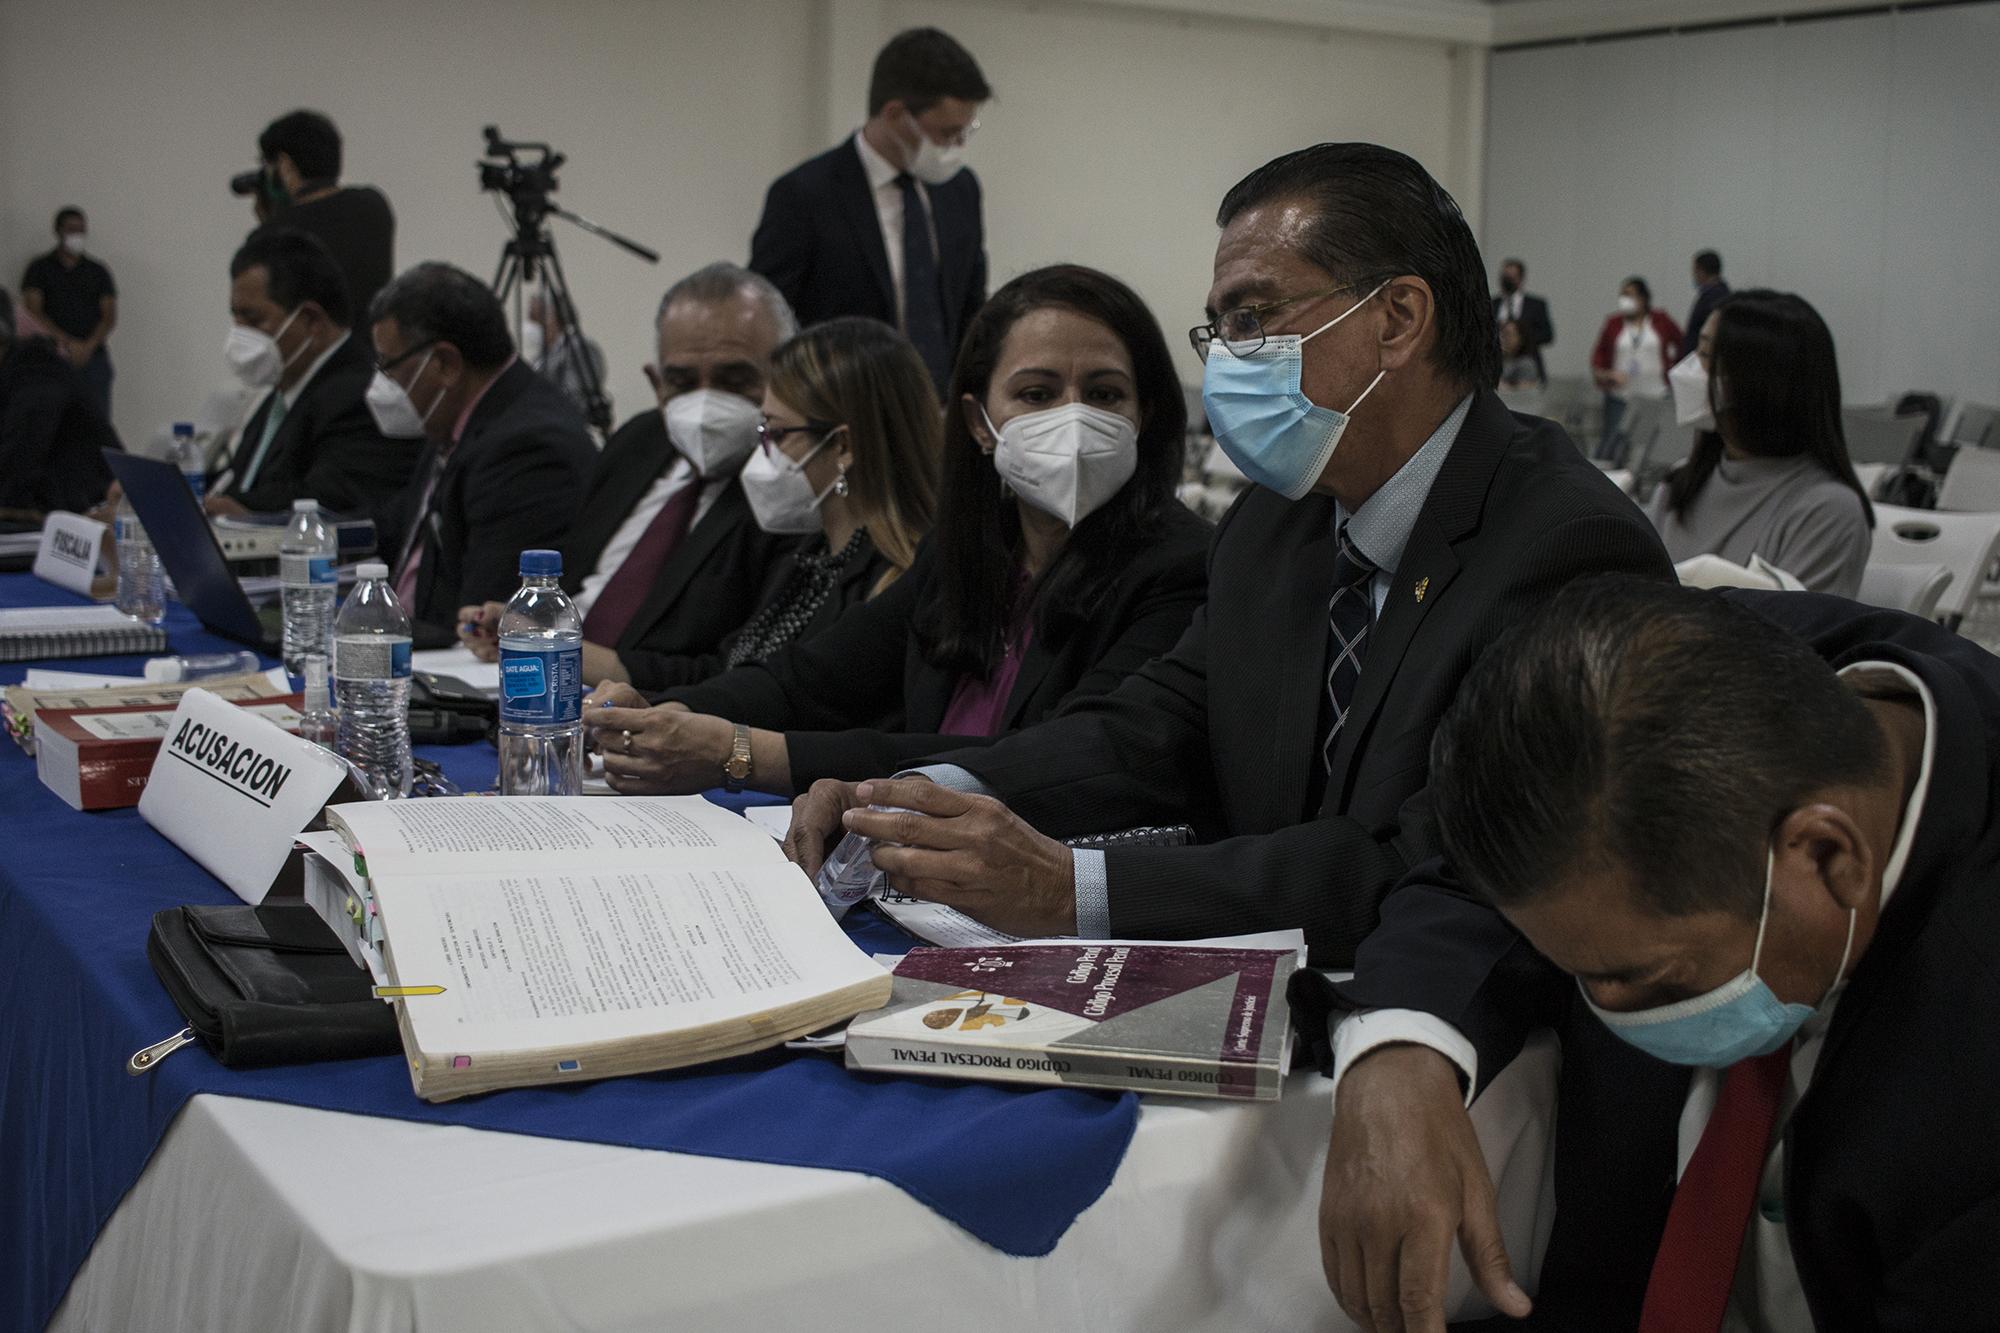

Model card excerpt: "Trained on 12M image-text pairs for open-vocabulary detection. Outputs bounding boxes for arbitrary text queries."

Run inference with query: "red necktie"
[1637,1047,1791,1333]
[580,481,700,645]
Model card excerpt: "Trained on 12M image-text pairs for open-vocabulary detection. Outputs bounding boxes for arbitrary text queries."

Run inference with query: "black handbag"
[131,903,401,1072]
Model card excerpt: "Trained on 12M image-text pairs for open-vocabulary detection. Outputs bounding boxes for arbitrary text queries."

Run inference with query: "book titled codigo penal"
[844,943,1300,1100]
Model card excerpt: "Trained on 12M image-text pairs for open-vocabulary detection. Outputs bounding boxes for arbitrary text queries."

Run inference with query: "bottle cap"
[142,658,184,683]
[293,498,319,512]
[519,549,562,577]
[172,422,195,437]
[356,561,389,580]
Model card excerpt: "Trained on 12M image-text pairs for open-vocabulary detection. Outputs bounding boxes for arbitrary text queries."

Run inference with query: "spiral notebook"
[0,605,168,663]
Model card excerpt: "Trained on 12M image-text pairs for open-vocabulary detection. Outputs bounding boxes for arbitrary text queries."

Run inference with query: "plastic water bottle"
[813,805,913,919]
[172,422,205,499]
[280,499,338,674]
[334,562,413,799]
[497,548,584,795]
[113,497,165,624]
[143,650,260,682]
[297,653,337,751]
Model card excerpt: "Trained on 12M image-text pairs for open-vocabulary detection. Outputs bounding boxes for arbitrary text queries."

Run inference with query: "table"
[2,574,1561,1332]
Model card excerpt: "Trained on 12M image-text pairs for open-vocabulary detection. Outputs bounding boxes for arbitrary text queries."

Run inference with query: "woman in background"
[1591,276,1682,456]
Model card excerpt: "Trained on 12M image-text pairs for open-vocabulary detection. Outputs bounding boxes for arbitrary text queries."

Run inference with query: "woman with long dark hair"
[1650,289,1873,596]
[583,264,1211,796]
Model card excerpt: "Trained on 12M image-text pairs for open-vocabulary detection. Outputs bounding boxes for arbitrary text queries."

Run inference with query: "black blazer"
[1685,278,1731,351]
[215,333,414,520]
[565,409,800,691]
[1314,591,2000,1330]
[664,505,1213,787]
[377,361,595,648]
[749,139,986,357]
[1492,292,1554,379]
[0,338,120,514]
[937,390,1672,967]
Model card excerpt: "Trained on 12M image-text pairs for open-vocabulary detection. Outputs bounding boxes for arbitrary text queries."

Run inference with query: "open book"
[322,796,892,1101]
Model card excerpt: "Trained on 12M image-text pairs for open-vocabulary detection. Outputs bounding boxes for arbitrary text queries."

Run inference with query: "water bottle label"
[335,636,413,680]
[183,472,206,499]
[281,554,338,586]
[499,645,581,724]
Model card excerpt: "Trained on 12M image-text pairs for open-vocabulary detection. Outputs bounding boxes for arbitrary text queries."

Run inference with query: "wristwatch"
[722,722,753,792]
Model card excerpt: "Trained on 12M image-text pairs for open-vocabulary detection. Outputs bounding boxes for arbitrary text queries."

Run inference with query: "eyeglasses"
[373,338,438,379]
[757,418,838,458]
[907,110,980,149]
[1186,281,1360,363]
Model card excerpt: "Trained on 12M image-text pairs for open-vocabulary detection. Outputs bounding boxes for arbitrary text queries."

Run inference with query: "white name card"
[138,687,349,905]
[32,512,108,596]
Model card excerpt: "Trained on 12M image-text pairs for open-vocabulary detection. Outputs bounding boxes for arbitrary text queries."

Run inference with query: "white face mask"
[664,388,762,477]
[61,233,87,256]
[983,401,1140,527]
[740,432,837,534]
[519,318,546,365]
[900,111,967,186]
[224,307,305,389]
[1667,351,1717,431]
[365,350,439,439]
[1617,294,1642,317]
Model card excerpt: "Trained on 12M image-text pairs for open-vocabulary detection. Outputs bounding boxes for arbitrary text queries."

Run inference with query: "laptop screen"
[101,449,276,649]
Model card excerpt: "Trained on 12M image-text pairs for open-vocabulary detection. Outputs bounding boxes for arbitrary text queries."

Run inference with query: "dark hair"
[1694,249,1723,279]
[914,264,1186,678]
[258,110,342,182]
[230,228,352,326]
[368,262,514,370]
[1621,275,1651,308]
[1432,575,1887,918]
[1665,289,1873,528]
[0,288,14,344]
[1500,257,1525,276]
[1216,143,1497,392]
[53,207,84,232]
[867,28,991,117]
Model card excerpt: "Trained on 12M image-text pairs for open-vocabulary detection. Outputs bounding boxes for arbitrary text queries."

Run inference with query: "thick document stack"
[0,605,166,663]
[35,694,304,810]
[845,943,1301,1100]
[321,796,893,1102]
[5,670,287,752]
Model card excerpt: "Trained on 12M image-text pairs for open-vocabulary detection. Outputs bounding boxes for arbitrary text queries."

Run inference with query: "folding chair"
[1855,562,1953,619]
[1867,504,2000,627]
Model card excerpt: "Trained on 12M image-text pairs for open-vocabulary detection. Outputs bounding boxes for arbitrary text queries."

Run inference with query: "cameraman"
[244,110,395,319]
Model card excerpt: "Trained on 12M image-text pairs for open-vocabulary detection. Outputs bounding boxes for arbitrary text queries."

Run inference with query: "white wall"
[1483,3,2000,407]
[0,0,1483,450]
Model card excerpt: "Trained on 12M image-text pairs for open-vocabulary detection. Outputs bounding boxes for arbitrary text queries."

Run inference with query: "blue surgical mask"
[1585,850,1856,1067]
[1201,280,1389,501]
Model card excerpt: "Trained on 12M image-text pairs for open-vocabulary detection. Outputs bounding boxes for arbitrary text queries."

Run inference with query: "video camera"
[478,127,564,217]
[228,166,271,198]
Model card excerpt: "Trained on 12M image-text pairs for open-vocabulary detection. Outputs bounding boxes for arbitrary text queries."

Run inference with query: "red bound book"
[33,695,305,811]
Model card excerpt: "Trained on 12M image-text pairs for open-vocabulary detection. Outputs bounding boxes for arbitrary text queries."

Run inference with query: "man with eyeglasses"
[367,261,594,648]
[750,27,990,394]
[456,263,799,690]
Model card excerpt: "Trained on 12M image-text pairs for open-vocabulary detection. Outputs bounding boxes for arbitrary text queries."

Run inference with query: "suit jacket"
[664,505,1213,786]
[1685,278,1730,350]
[0,338,120,514]
[937,390,1672,967]
[377,361,595,648]
[1491,291,1554,378]
[1312,590,2000,1330]
[216,333,414,520]
[564,409,800,691]
[749,139,986,356]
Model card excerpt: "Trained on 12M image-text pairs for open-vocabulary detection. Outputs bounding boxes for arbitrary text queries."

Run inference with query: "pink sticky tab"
[452,1056,471,1069]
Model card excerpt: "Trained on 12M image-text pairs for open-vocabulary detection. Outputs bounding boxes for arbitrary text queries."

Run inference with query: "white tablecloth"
[51,1037,1558,1332]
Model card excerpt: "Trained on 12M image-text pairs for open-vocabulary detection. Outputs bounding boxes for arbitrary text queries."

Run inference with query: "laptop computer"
[102,449,283,651]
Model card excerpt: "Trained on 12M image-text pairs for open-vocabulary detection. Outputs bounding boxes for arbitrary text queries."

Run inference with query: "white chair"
[1935,446,2000,512]
[1852,462,1892,499]
[1868,504,2000,626]
[1856,562,1954,619]
[1942,401,1999,451]
[1841,408,1926,466]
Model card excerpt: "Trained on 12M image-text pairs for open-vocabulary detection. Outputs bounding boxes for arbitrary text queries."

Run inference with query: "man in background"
[1491,257,1552,382]
[750,27,990,392]
[20,207,117,419]
[1686,248,1730,347]
[246,110,396,321]
[523,290,610,424]
[0,288,120,518]
[206,229,411,520]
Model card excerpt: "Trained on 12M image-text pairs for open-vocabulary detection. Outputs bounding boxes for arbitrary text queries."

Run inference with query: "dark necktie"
[580,480,701,645]
[1637,1048,1790,1333]
[897,173,951,391]
[1321,526,1378,778]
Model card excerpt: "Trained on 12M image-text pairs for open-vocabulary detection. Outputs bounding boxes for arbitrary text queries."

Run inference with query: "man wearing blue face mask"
[1309,575,1999,1331]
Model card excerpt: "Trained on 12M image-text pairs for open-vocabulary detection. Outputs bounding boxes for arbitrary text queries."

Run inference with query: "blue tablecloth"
[0,574,1139,1333]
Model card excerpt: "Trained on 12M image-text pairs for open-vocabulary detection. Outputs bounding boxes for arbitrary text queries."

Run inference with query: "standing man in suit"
[750,27,990,392]
[456,262,799,688]
[780,143,1671,961]
[1686,247,1730,349]
[205,229,412,520]
[367,262,594,648]
[1315,578,1999,1331]
[1491,257,1552,381]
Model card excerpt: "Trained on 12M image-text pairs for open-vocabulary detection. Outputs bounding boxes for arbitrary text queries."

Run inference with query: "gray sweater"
[1645,454,1870,598]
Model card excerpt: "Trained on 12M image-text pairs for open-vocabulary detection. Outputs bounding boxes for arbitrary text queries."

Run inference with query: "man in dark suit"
[456,262,800,687]
[367,262,594,648]
[749,28,990,392]
[1491,257,1553,380]
[780,143,1671,957]
[205,229,412,521]
[1686,247,1731,348]
[1313,578,2000,1331]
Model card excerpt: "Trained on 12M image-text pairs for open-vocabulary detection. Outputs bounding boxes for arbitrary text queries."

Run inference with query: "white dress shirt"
[571,455,728,616]
[852,129,937,334]
[220,331,350,494]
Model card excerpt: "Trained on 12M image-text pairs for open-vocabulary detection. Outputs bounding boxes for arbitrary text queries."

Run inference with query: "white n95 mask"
[519,319,546,365]
[1668,351,1717,431]
[224,307,304,389]
[986,402,1140,527]
[740,432,836,534]
[664,389,762,478]
[365,350,438,439]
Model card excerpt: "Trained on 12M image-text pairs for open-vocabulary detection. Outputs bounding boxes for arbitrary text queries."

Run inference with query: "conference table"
[1,571,1560,1332]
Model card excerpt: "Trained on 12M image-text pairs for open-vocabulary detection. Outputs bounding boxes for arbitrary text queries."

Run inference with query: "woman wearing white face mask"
[1590,276,1683,457]
[582,265,1212,799]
